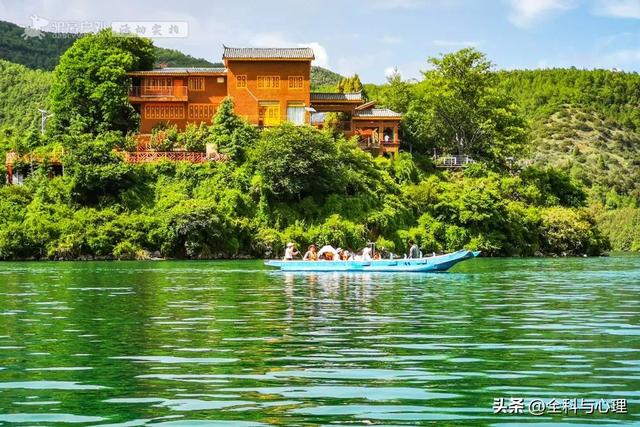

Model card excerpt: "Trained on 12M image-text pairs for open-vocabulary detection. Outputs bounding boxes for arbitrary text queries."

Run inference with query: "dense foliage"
[0,126,608,259]
[0,30,634,256]
[0,60,52,145]
[48,29,155,135]
[0,20,75,70]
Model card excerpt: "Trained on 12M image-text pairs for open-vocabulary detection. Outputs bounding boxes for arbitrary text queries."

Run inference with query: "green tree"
[250,123,338,201]
[48,29,155,136]
[406,48,527,167]
[210,97,259,160]
[337,74,366,98]
[63,131,136,205]
[380,68,412,113]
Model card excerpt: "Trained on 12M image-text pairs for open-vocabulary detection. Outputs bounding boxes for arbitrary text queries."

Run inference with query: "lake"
[0,256,639,426]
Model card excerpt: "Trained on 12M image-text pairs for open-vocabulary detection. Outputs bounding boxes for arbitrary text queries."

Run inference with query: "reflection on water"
[0,257,639,426]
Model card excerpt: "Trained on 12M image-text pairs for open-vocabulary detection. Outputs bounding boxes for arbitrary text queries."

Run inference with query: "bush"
[250,123,338,201]
[539,207,608,255]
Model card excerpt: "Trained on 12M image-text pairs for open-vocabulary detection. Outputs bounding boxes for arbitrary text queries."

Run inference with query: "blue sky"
[2,0,640,82]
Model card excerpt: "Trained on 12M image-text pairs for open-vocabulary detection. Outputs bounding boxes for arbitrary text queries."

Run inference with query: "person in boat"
[337,248,350,261]
[303,244,318,261]
[283,242,299,261]
[408,240,420,259]
[361,247,372,261]
[323,250,334,261]
[373,250,381,260]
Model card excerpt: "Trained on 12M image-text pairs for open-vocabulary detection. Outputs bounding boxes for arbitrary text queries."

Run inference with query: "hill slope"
[0,59,51,132]
[496,69,640,201]
[0,20,222,69]
[311,66,343,90]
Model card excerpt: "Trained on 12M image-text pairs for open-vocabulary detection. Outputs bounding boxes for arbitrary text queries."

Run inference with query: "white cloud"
[301,42,329,68]
[507,0,574,28]
[384,66,399,78]
[371,0,423,9]
[433,39,479,47]
[248,32,329,68]
[593,0,640,19]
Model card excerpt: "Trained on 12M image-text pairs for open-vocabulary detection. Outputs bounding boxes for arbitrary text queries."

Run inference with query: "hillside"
[527,105,640,200]
[0,59,51,133]
[496,69,640,203]
[311,66,343,90]
[0,20,74,70]
[0,20,221,70]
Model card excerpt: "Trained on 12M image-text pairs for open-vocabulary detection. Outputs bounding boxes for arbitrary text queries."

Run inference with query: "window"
[188,77,205,91]
[259,101,280,126]
[257,75,280,89]
[144,77,172,88]
[188,103,216,120]
[288,76,303,89]
[287,102,305,125]
[143,77,172,95]
[236,74,247,88]
[144,104,185,119]
[217,77,225,83]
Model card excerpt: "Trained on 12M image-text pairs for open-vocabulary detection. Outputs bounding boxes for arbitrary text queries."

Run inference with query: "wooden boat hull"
[264,249,480,272]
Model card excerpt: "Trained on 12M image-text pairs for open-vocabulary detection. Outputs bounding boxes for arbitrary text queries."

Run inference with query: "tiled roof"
[129,67,227,74]
[354,108,402,118]
[310,92,363,101]
[223,46,314,60]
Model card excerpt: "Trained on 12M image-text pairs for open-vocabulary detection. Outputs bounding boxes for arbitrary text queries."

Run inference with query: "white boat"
[265,249,480,272]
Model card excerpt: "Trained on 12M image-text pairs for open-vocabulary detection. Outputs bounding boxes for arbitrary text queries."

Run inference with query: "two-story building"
[127,46,402,156]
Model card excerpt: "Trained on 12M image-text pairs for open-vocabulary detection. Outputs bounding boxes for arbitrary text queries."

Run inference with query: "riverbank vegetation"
[0,28,635,259]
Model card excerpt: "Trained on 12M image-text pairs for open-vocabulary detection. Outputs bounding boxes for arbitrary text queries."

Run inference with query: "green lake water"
[0,256,639,426]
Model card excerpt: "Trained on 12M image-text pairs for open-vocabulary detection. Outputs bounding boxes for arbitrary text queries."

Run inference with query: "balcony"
[434,154,475,168]
[128,86,188,102]
[358,138,401,155]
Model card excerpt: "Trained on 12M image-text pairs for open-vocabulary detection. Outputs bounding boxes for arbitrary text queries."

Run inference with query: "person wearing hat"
[283,242,299,261]
[303,244,318,261]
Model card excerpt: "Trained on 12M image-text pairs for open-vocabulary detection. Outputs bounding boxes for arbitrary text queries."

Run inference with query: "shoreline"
[1,252,636,262]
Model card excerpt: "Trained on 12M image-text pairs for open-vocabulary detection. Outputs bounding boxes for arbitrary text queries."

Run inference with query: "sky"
[2,0,640,83]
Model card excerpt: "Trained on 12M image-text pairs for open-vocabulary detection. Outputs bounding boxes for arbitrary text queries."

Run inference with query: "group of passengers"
[283,240,421,261]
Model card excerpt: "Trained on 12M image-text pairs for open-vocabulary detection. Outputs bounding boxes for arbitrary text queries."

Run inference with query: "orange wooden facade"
[127,46,402,156]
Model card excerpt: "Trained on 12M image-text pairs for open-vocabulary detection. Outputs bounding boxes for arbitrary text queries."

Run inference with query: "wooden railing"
[128,86,188,98]
[434,154,474,168]
[359,138,400,149]
[122,151,228,164]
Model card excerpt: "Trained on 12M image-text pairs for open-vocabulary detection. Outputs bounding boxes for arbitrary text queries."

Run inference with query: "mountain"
[497,68,640,203]
[0,20,75,70]
[311,66,343,90]
[154,47,220,68]
[0,20,222,70]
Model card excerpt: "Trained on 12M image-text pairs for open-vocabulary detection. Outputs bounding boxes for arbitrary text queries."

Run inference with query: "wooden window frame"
[144,104,185,120]
[236,74,247,88]
[188,103,216,120]
[144,77,172,88]
[257,75,280,89]
[188,77,205,91]
[288,76,304,90]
